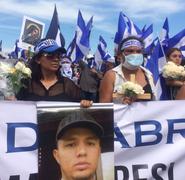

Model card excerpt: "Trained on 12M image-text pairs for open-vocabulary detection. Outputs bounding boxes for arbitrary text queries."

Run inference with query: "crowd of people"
[0,36,185,104]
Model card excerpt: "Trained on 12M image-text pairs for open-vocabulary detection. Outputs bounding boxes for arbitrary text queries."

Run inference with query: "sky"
[0,0,185,55]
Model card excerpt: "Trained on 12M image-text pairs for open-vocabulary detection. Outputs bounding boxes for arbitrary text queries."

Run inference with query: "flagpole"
[156,33,167,62]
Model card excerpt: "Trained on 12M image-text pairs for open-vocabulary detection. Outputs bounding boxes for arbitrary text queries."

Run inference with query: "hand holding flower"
[117,81,145,104]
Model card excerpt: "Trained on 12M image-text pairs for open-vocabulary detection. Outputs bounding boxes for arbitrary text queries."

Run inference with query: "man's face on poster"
[31,28,39,38]
[53,127,101,180]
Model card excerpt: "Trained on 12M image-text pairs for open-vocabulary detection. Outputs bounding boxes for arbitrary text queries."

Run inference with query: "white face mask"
[61,63,71,71]
[122,54,144,70]
[61,63,72,79]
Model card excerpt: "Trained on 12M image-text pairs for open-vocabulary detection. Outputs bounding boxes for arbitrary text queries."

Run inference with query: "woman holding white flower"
[99,36,155,104]
[0,59,31,100]
[163,48,185,100]
[16,39,93,107]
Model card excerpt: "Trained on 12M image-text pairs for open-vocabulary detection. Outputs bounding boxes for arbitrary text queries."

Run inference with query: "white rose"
[23,67,32,77]
[15,61,26,71]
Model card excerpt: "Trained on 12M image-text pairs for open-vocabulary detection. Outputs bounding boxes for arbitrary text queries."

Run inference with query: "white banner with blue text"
[114,100,185,180]
[0,101,37,180]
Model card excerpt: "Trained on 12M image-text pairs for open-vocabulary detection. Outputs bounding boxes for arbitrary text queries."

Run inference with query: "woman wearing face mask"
[60,56,73,80]
[99,36,155,104]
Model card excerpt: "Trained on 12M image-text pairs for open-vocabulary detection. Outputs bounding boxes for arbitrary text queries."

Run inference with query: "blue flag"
[75,10,92,62]
[167,28,185,52]
[9,40,20,59]
[95,35,112,70]
[146,40,168,100]
[67,33,77,63]
[160,17,169,46]
[46,5,65,47]
[0,40,2,52]
[114,12,127,46]
[142,24,153,55]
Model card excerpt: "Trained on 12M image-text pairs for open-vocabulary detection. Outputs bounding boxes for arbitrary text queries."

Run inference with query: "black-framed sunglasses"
[41,52,64,59]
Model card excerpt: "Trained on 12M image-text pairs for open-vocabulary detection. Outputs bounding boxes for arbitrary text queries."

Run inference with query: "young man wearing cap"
[16,39,93,107]
[53,111,104,180]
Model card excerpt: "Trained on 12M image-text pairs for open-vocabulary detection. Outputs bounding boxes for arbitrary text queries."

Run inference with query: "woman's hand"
[5,95,17,101]
[80,100,93,108]
[122,96,137,105]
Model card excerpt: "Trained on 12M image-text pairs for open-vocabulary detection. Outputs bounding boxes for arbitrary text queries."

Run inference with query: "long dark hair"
[166,48,182,58]
[28,54,61,81]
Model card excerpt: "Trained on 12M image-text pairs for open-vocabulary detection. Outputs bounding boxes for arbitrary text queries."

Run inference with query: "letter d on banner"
[0,101,38,179]
[7,123,38,153]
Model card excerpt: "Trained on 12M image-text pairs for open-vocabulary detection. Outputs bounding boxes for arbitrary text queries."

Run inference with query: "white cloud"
[113,0,185,20]
[0,0,185,40]
[0,0,105,23]
[1,0,185,29]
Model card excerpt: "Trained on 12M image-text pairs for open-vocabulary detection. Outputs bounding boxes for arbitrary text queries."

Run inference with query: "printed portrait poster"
[37,102,114,180]
[19,16,45,51]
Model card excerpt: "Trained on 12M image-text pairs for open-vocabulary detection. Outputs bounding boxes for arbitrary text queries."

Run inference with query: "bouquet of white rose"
[0,61,31,97]
[162,61,185,80]
[117,81,145,98]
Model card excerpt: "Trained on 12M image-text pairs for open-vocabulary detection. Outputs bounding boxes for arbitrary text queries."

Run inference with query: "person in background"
[79,54,103,102]
[60,56,73,80]
[99,36,155,104]
[164,48,185,100]
[53,111,104,180]
[100,57,115,75]
[17,39,92,107]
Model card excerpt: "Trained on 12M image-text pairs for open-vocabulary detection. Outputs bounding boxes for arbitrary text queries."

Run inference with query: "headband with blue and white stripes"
[121,39,143,50]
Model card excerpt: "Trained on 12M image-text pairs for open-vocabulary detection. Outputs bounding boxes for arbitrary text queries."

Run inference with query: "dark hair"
[28,54,61,81]
[166,48,182,58]
[118,36,145,52]
[61,55,72,62]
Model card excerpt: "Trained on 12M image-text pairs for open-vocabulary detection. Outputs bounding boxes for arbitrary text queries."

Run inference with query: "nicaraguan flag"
[9,40,21,59]
[123,13,142,37]
[142,24,153,55]
[95,35,112,70]
[159,17,169,47]
[142,25,146,33]
[114,12,128,47]
[46,5,65,47]
[75,10,92,62]
[167,28,185,57]
[145,39,168,100]
[67,33,77,63]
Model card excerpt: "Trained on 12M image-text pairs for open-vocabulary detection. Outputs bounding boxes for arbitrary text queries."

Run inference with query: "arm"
[90,68,103,79]
[175,84,185,100]
[99,70,115,103]
[64,77,93,107]
[165,79,184,87]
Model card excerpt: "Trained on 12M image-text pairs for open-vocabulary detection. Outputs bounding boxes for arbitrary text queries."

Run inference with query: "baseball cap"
[56,111,104,140]
[34,39,66,55]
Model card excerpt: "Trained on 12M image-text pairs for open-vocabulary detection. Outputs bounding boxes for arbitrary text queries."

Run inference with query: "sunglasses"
[41,52,63,59]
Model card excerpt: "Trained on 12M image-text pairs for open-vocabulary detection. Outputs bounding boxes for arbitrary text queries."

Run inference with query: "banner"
[0,101,37,180]
[114,100,185,180]
[1,101,185,180]
[0,101,114,180]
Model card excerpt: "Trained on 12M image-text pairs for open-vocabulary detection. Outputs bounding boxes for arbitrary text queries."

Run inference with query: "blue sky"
[1,0,185,55]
